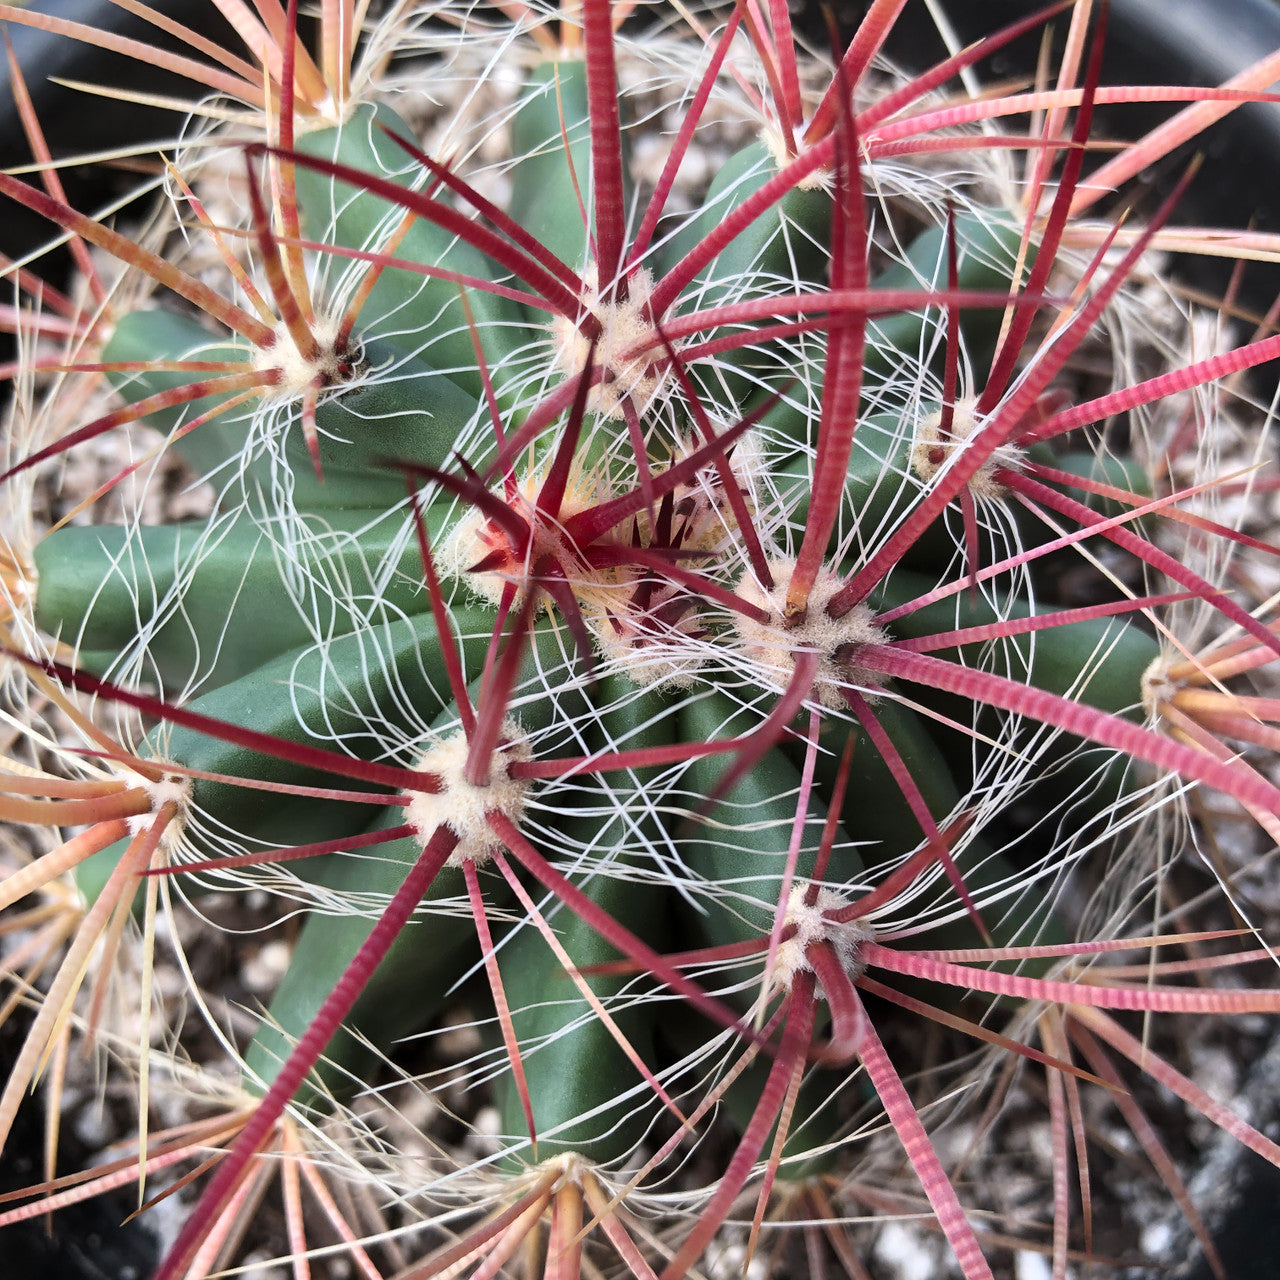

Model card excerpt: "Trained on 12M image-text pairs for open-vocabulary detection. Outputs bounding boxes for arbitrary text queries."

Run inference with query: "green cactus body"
[34,505,451,690]
[493,852,666,1168]
[658,141,832,398]
[871,569,1160,821]
[235,626,595,1107]
[874,570,1159,715]
[43,77,1148,1148]
[859,215,1031,393]
[290,103,527,399]
[507,59,605,285]
[677,691,866,951]
[102,311,486,509]
[239,812,493,1112]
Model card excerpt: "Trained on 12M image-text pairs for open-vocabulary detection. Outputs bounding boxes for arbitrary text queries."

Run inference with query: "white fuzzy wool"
[126,771,192,854]
[910,396,1024,501]
[734,559,888,708]
[551,266,668,419]
[406,724,532,867]
[771,883,875,995]
[253,316,357,401]
[1140,653,1183,721]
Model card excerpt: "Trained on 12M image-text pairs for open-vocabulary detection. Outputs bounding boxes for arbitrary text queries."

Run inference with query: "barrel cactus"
[3,2,1280,1278]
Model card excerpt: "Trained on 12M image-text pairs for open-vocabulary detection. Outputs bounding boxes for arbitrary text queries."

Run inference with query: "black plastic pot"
[0,0,239,248]
[0,1014,160,1280]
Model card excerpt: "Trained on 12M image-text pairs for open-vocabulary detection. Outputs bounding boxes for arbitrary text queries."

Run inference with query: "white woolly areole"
[443,504,537,610]
[734,559,889,708]
[771,883,875,995]
[546,1151,592,1191]
[910,397,1024,501]
[1141,654,1182,720]
[406,724,532,867]
[578,434,762,686]
[551,266,668,418]
[585,601,708,689]
[126,772,192,854]
[443,471,598,610]
[253,316,361,401]
[761,121,833,193]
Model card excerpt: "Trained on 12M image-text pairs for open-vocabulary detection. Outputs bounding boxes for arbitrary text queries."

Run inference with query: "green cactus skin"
[290,103,527,398]
[493,842,667,1168]
[508,59,612,289]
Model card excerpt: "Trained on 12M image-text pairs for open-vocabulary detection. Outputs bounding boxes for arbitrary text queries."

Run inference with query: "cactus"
[4,3,1280,1278]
